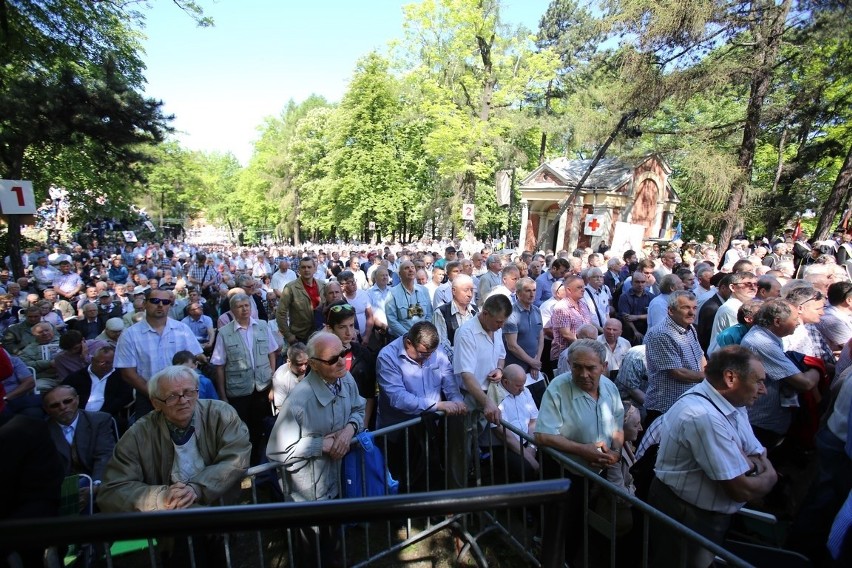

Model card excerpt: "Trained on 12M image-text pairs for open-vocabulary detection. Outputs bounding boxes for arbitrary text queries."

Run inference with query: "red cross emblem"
[588,217,600,232]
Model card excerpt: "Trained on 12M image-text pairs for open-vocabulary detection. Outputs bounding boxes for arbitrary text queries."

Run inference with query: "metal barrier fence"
[0,410,756,568]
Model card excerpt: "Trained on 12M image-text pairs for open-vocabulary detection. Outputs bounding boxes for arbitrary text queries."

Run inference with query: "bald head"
[576,324,599,340]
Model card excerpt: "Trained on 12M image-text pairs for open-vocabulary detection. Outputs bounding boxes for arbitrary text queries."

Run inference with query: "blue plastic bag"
[343,432,399,498]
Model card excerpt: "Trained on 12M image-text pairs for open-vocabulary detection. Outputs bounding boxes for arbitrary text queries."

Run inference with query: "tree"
[0,0,177,275]
[398,0,558,238]
[602,0,851,249]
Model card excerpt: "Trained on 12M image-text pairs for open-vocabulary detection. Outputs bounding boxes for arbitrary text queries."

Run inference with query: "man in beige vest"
[211,293,280,464]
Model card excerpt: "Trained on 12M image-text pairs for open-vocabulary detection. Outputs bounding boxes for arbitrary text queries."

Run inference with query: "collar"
[306,370,350,407]
[234,317,257,331]
[665,316,693,335]
[87,366,115,381]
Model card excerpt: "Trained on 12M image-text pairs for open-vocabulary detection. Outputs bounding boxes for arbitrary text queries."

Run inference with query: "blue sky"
[140,0,553,164]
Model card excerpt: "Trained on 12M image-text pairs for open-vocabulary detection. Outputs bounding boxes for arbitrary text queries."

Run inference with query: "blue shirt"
[644,316,704,413]
[375,336,461,428]
[534,272,558,307]
[503,300,542,371]
[181,314,213,343]
[385,283,434,338]
[741,325,802,435]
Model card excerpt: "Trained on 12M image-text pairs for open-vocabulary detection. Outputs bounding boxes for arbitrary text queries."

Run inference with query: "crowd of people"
[2,228,852,567]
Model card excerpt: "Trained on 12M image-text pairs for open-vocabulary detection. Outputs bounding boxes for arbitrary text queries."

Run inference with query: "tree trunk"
[2,150,25,278]
[813,144,852,241]
[718,0,791,252]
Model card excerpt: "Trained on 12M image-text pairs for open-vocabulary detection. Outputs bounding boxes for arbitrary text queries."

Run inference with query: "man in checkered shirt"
[643,290,706,428]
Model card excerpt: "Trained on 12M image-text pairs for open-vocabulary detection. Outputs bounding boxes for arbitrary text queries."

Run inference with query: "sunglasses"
[48,397,76,409]
[310,349,350,365]
[329,304,355,313]
[800,291,824,304]
[147,298,173,305]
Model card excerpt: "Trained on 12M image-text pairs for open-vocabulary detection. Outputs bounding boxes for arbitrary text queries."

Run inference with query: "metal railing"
[0,410,757,568]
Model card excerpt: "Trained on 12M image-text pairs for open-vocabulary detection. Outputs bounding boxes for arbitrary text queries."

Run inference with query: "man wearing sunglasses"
[710,271,758,346]
[115,289,204,419]
[43,385,115,501]
[267,332,365,566]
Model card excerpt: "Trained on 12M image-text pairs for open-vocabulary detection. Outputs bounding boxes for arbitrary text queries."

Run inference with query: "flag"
[792,219,802,241]
[672,221,682,241]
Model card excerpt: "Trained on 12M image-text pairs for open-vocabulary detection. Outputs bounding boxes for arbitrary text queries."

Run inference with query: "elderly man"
[376,321,466,490]
[69,303,103,340]
[43,385,116,498]
[211,293,279,464]
[617,271,653,345]
[649,346,776,568]
[2,305,42,354]
[818,281,852,352]
[597,318,631,381]
[97,365,250,568]
[95,318,124,347]
[535,339,624,559]
[182,301,215,352]
[32,255,59,292]
[63,344,133,426]
[20,322,61,390]
[267,332,365,567]
[550,275,593,364]
[366,265,393,348]
[115,288,204,419]
[582,267,612,330]
[267,331,365,499]
[503,277,544,378]
[647,274,685,330]
[433,273,477,359]
[271,258,296,297]
[386,260,433,340]
[643,291,706,427]
[488,364,540,481]
[276,257,325,345]
[477,254,504,307]
[96,289,122,321]
[53,259,84,302]
[740,299,821,449]
[763,242,789,269]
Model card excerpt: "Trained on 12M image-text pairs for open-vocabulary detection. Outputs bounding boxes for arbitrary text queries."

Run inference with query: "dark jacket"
[63,368,134,418]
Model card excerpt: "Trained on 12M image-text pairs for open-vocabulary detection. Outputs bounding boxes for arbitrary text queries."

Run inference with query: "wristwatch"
[347,421,359,435]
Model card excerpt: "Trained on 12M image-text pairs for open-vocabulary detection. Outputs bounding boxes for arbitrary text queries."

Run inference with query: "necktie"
[63,425,74,445]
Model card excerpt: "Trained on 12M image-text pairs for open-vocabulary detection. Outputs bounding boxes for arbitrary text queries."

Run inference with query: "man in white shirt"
[597,318,631,381]
[270,259,297,297]
[649,346,777,568]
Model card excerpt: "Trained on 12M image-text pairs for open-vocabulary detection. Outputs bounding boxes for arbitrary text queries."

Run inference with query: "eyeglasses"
[47,397,76,409]
[155,389,199,406]
[734,282,757,289]
[800,291,824,305]
[329,304,355,313]
[413,346,436,359]
[311,349,349,365]
[147,297,173,305]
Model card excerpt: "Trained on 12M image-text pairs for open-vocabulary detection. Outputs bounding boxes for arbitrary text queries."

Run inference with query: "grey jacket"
[266,370,365,502]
